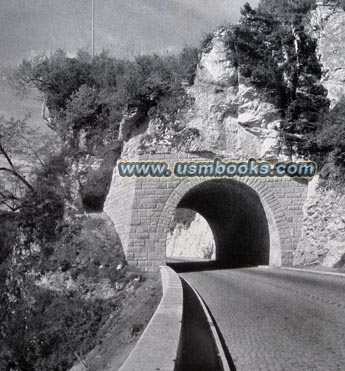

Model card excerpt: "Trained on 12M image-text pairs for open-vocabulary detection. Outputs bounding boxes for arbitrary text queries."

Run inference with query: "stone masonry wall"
[104,153,308,271]
[104,169,137,253]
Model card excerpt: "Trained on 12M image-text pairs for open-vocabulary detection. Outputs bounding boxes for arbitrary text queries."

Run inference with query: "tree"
[305,97,345,179]
[0,116,60,212]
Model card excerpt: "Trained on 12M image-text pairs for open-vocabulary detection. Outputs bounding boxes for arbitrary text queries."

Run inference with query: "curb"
[118,265,183,371]
[182,278,231,371]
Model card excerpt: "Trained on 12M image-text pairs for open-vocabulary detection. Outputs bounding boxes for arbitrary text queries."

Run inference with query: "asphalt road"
[179,267,345,371]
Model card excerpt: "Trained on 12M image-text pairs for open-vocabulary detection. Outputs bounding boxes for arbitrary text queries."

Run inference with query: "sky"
[0,0,258,66]
[0,0,258,125]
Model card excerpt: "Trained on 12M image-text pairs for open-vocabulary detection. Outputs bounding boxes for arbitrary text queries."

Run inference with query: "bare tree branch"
[0,190,19,201]
[0,199,19,212]
[0,142,15,169]
[17,129,45,168]
[0,167,36,194]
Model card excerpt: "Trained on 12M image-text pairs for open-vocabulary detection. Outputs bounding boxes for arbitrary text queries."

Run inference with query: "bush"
[15,47,200,153]
[19,152,68,244]
[214,0,330,162]
[2,286,116,371]
[0,213,130,371]
[0,212,18,264]
[305,98,345,181]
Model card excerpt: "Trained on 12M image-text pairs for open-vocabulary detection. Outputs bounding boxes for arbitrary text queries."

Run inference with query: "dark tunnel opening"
[173,179,270,269]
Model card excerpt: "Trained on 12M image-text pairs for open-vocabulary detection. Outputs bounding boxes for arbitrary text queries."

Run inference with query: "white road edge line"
[182,278,231,371]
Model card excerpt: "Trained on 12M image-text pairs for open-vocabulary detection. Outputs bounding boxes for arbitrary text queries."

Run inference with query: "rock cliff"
[293,176,345,267]
[185,28,284,160]
[293,1,345,268]
[308,1,345,108]
[121,28,286,161]
[166,209,215,259]
[117,24,292,260]
[116,1,345,267]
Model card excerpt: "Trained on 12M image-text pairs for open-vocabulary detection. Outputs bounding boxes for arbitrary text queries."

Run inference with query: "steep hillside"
[1,1,345,370]
[0,211,161,371]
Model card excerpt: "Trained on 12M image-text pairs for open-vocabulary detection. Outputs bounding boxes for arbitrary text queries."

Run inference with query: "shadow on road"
[175,279,237,371]
[168,260,258,273]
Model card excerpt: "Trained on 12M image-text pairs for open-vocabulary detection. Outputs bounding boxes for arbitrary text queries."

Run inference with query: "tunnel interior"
[176,179,270,268]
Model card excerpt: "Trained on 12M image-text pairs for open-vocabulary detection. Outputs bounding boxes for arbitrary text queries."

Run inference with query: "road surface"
[179,267,345,371]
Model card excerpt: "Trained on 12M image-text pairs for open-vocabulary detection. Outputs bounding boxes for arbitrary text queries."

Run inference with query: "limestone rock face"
[293,2,345,268]
[166,211,215,259]
[120,28,285,161]
[293,176,345,268]
[186,28,283,160]
[308,2,345,108]
[67,142,122,213]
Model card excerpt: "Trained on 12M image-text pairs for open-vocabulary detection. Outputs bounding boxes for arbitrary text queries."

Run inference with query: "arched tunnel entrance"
[105,153,309,271]
[168,179,270,268]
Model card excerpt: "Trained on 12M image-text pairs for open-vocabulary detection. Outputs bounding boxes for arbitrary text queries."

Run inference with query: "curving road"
[179,267,345,371]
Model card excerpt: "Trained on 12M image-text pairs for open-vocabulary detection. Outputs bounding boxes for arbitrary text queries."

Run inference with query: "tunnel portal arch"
[160,177,284,268]
[104,154,308,271]
[174,179,270,267]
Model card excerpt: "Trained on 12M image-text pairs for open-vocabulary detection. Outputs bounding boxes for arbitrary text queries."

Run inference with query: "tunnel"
[175,179,270,268]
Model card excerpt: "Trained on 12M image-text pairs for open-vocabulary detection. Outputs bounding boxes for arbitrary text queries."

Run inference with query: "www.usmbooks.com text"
[118,158,317,178]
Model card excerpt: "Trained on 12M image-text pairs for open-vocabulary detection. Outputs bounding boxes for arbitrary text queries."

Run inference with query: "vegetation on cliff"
[15,48,199,151]
[0,213,161,371]
[221,0,345,180]
[225,1,329,136]
[0,115,160,371]
[1,0,345,369]
[0,43,199,371]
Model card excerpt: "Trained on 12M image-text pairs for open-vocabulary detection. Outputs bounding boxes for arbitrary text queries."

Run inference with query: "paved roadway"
[179,267,345,371]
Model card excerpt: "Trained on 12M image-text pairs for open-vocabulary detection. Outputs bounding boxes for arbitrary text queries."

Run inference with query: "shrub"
[15,47,200,152]
[217,0,330,161]
[305,98,345,181]
[2,286,116,371]
[19,152,68,244]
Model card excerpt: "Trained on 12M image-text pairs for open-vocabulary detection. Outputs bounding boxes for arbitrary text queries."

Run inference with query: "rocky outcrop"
[166,210,215,259]
[120,28,286,161]
[186,28,283,160]
[118,106,151,142]
[66,141,122,213]
[308,1,345,108]
[293,2,345,268]
[293,176,345,268]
